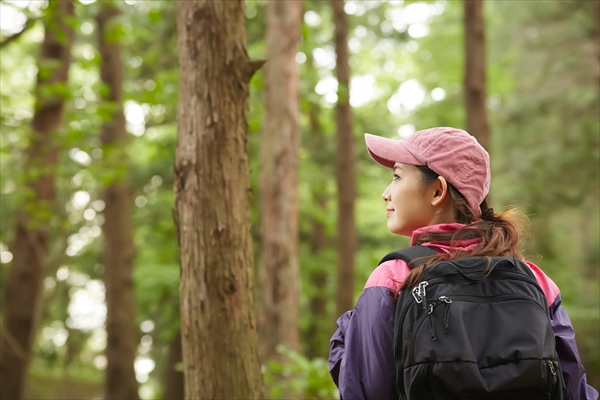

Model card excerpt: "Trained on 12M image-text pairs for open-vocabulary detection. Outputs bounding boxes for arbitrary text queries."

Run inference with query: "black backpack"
[379,245,573,400]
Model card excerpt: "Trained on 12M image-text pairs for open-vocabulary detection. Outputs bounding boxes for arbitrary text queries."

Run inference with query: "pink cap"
[364,127,490,220]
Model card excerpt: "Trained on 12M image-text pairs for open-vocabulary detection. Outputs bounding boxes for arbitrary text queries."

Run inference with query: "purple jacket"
[329,224,598,400]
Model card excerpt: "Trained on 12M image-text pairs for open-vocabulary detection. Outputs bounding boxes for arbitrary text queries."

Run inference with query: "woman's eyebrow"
[394,165,403,172]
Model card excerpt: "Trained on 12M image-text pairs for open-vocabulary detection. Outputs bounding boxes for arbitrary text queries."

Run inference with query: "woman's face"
[382,163,440,236]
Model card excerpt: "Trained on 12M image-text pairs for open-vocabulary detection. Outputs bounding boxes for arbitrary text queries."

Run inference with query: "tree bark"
[258,0,302,364]
[306,197,329,358]
[97,4,139,399]
[175,1,264,398]
[331,0,357,320]
[305,89,331,359]
[464,0,490,150]
[0,2,74,398]
[163,331,184,400]
[591,1,599,78]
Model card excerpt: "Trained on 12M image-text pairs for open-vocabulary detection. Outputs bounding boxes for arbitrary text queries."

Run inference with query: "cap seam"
[399,141,423,164]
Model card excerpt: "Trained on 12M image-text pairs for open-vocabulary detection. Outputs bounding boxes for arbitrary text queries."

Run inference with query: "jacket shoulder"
[365,259,411,291]
[525,261,560,307]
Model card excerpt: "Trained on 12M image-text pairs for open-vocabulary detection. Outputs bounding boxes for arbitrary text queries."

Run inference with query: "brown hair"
[393,166,527,296]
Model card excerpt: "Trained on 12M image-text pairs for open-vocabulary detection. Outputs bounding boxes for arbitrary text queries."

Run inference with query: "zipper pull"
[438,296,452,333]
[549,361,556,376]
[427,302,435,314]
[412,281,429,303]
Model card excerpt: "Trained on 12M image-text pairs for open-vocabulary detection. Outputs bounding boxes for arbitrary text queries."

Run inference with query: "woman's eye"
[393,174,400,181]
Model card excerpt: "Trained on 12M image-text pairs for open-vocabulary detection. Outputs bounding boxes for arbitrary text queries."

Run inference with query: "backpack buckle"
[412,281,429,303]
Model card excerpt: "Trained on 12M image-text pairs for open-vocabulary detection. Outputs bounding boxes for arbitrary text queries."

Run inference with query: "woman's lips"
[386,209,394,217]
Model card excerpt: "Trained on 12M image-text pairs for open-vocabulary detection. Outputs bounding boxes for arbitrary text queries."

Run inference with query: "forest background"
[0,0,598,399]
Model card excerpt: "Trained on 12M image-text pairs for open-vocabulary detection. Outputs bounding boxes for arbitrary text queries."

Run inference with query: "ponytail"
[396,167,528,294]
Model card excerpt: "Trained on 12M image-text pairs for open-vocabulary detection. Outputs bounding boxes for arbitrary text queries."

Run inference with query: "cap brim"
[364,133,422,169]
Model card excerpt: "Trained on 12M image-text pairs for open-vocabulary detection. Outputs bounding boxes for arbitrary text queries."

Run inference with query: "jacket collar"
[410,223,480,253]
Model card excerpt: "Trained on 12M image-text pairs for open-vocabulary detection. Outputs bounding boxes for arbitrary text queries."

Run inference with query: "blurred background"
[0,0,598,398]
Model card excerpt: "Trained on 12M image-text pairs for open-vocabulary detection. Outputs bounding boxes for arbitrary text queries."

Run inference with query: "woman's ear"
[430,176,449,207]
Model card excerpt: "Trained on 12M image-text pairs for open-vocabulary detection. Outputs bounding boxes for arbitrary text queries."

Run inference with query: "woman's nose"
[382,185,391,202]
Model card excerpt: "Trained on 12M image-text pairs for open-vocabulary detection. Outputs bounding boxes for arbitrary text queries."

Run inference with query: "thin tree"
[162,331,184,400]
[464,0,490,150]
[0,2,74,398]
[305,50,331,359]
[331,0,357,320]
[96,4,139,399]
[174,1,264,398]
[592,1,599,66]
[306,123,329,358]
[258,0,302,363]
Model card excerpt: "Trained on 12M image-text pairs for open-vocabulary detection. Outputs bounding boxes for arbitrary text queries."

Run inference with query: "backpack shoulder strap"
[378,245,438,269]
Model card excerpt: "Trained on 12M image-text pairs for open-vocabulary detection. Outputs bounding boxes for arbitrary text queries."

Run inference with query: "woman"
[328,127,598,400]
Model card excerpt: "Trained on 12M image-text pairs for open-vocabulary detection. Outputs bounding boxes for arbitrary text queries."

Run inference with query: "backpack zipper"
[407,294,550,366]
[436,294,549,315]
[409,301,437,347]
[438,296,452,333]
[396,270,546,366]
[407,297,447,355]
[426,296,452,341]
[545,360,558,396]
[549,360,556,376]
[416,271,544,295]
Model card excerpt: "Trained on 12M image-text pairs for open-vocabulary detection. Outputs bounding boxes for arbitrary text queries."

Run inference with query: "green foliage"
[134,263,180,342]
[263,346,339,399]
[26,363,103,399]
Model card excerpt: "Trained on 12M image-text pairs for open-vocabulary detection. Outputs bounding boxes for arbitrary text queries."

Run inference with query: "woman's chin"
[388,223,415,238]
[387,222,403,236]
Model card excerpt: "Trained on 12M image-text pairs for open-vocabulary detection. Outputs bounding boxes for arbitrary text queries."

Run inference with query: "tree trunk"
[306,200,329,358]
[97,5,139,399]
[175,1,265,398]
[0,2,74,398]
[163,331,184,400]
[258,0,302,364]
[305,93,330,359]
[464,0,490,150]
[331,0,357,320]
[591,1,599,76]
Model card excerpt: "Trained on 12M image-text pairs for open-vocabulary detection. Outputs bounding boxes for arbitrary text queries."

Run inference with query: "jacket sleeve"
[328,286,398,400]
[550,294,599,400]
